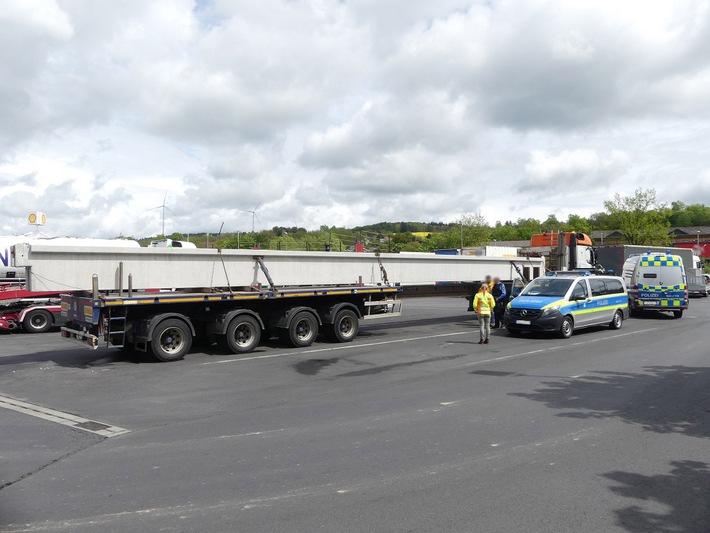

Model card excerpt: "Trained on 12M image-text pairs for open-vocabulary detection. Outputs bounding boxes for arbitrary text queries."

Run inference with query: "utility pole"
[460,222,464,255]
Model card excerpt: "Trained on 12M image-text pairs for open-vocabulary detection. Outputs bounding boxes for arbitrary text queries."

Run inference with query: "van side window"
[572,281,588,300]
[589,279,606,296]
[605,279,624,294]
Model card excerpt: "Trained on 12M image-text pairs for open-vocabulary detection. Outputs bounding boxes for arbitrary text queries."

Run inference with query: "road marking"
[462,327,657,369]
[0,395,130,438]
[202,325,657,367]
[201,331,471,365]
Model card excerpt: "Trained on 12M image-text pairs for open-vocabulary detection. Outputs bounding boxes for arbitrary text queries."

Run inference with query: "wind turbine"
[148,192,176,236]
[242,202,262,233]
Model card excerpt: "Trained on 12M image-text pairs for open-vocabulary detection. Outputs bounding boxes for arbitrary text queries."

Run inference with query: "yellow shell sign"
[28,212,47,225]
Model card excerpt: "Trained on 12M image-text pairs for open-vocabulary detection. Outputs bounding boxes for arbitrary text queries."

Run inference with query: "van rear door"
[659,263,686,306]
[637,263,662,307]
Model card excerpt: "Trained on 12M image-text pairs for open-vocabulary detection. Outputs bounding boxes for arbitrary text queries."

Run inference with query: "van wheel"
[23,309,53,333]
[559,317,574,339]
[673,310,683,319]
[609,310,623,330]
[150,319,192,361]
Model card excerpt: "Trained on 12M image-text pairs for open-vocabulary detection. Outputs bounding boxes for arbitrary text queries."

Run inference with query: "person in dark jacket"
[490,277,507,328]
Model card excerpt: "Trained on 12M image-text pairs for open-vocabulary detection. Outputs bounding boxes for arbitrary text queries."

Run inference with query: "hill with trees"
[138,189,710,254]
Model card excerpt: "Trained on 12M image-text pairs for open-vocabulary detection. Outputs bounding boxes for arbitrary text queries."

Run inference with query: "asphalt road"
[0,297,708,532]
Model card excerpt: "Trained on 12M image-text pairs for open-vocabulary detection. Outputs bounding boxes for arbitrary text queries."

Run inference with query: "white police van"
[505,272,629,339]
[622,252,688,318]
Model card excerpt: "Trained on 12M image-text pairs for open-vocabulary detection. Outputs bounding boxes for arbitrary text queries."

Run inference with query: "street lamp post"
[697,230,701,245]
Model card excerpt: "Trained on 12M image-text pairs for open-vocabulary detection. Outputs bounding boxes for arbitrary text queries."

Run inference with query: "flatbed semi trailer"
[61,284,401,361]
[14,243,545,358]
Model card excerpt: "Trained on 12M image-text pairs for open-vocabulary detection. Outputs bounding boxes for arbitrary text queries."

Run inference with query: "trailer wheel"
[609,310,623,330]
[150,319,192,362]
[285,311,319,347]
[23,309,53,334]
[559,316,574,339]
[325,309,359,343]
[223,315,261,354]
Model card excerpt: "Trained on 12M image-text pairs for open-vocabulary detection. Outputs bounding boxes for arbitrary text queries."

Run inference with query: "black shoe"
[484,339,489,344]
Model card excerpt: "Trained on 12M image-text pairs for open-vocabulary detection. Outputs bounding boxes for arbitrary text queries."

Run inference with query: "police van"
[622,252,688,318]
[504,272,629,339]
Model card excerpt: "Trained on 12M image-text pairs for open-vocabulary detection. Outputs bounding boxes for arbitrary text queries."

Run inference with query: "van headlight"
[541,306,560,317]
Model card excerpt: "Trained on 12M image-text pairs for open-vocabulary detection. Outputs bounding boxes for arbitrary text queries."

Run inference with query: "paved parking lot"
[1,297,709,532]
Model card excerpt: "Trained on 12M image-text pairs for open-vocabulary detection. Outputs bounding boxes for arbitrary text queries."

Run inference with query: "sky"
[1,0,710,238]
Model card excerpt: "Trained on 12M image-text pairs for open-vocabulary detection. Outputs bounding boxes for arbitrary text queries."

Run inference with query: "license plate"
[516,320,531,325]
[643,301,658,306]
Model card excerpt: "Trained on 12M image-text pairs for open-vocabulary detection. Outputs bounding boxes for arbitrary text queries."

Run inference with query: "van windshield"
[520,278,574,297]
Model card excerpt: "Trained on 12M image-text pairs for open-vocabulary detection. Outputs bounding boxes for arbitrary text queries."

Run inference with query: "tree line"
[141,189,709,252]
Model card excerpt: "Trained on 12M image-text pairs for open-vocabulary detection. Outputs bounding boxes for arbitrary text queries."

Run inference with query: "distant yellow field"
[412,231,432,238]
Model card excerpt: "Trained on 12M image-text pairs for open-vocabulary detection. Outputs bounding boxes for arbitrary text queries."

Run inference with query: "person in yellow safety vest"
[473,283,496,344]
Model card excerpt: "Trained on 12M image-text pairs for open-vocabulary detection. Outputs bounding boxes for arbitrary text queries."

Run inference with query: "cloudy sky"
[1,0,709,238]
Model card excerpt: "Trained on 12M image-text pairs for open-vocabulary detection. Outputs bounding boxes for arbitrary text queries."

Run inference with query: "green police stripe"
[638,284,685,290]
[568,303,629,316]
[639,300,683,307]
[541,299,566,310]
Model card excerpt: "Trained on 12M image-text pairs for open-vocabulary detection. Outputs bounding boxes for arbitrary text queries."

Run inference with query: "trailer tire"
[223,315,261,354]
[23,309,53,334]
[325,309,359,343]
[150,319,192,362]
[285,311,319,348]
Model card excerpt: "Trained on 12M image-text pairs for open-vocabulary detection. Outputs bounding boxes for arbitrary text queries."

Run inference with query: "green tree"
[669,202,710,226]
[458,212,491,247]
[588,211,614,230]
[515,218,542,240]
[541,214,562,233]
[563,214,592,234]
[490,222,520,242]
[603,188,671,245]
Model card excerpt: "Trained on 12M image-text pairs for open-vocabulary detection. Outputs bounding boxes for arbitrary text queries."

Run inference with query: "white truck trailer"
[12,244,544,360]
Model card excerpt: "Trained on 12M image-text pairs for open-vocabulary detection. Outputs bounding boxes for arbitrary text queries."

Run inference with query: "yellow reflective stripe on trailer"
[98,286,398,307]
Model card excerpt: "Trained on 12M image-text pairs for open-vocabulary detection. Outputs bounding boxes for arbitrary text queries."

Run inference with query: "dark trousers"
[493,302,505,328]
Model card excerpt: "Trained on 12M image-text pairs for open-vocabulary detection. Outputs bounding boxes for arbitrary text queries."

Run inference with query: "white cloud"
[521,149,630,190]
[1,0,710,237]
